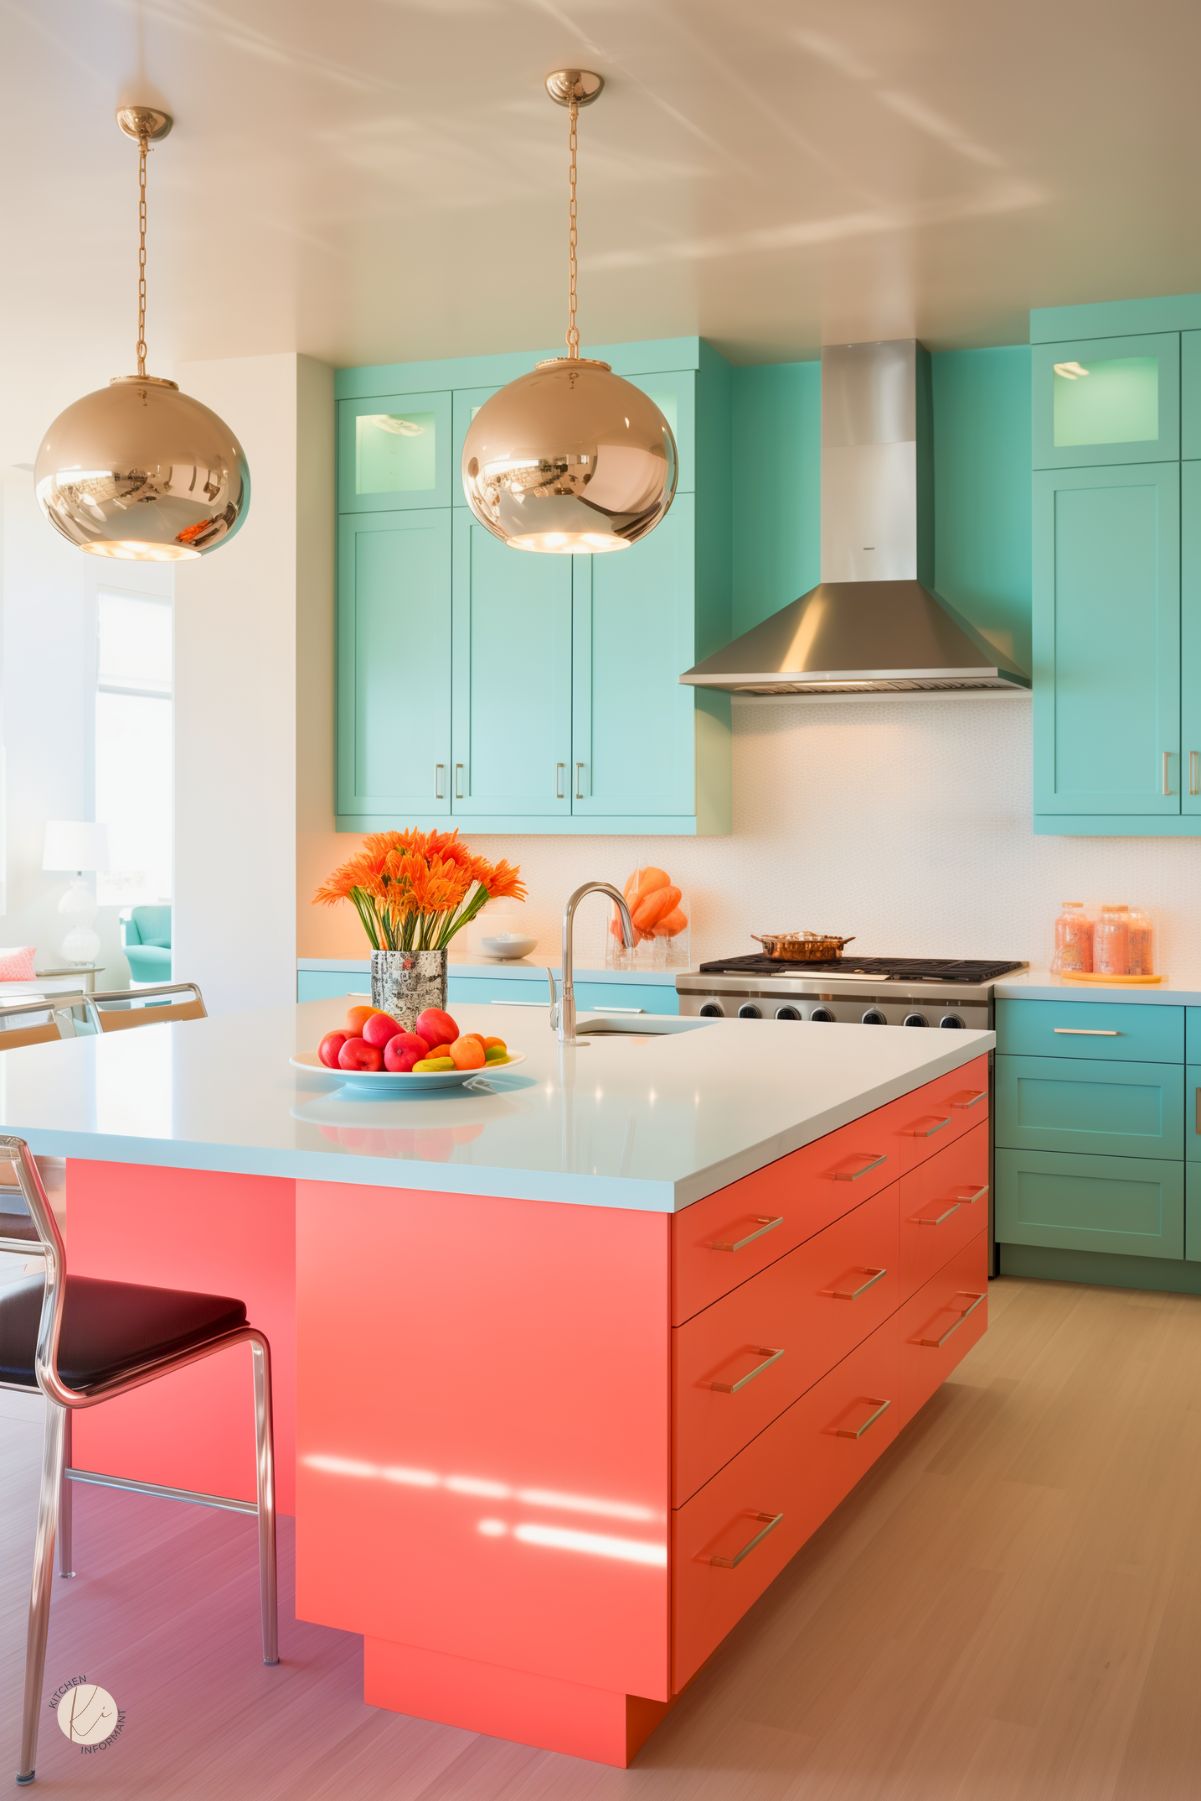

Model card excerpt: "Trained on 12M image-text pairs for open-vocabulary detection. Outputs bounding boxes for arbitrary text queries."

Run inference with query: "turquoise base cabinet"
[995,996,1198,1287]
[296,967,679,1017]
[335,338,732,836]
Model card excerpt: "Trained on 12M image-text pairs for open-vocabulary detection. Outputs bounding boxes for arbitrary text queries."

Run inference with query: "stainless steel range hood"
[682,340,1030,696]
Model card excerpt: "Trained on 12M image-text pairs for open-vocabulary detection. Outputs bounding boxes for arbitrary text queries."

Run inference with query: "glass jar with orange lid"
[1093,904,1133,976]
[1125,906,1156,977]
[1052,901,1094,975]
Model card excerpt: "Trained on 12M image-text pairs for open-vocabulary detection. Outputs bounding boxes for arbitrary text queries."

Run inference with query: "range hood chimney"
[682,340,1030,695]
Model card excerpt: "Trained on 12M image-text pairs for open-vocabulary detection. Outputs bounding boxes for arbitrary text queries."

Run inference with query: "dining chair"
[0,994,88,1051]
[84,981,206,1033]
[0,1136,277,1785]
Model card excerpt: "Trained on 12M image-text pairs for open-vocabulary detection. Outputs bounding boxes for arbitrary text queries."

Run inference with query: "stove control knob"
[737,1003,763,1019]
[903,1012,930,1027]
[810,1007,835,1022]
[699,1002,724,1018]
[939,1014,965,1029]
[775,1005,802,1021]
[861,1008,887,1025]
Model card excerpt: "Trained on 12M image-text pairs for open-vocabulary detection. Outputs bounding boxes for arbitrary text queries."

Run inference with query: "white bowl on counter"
[480,933,539,961]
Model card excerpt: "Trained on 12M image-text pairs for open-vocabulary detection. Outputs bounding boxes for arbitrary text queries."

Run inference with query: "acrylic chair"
[84,980,206,1033]
[0,1136,277,1785]
[0,994,88,1051]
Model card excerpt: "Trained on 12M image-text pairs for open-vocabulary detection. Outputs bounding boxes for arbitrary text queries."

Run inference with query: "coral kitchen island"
[0,1001,992,1766]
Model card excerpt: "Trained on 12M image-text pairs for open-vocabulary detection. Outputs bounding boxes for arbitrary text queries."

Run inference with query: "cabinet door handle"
[706,1346,785,1395]
[574,761,586,800]
[1163,751,1174,796]
[831,1396,892,1440]
[917,1290,985,1349]
[705,1510,784,1569]
[904,1114,950,1138]
[592,1006,646,1015]
[708,1214,783,1253]
[455,762,465,800]
[1191,750,1200,797]
[950,1089,987,1110]
[830,1152,888,1182]
[555,762,566,800]
[1053,1027,1119,1036]
[913,1201,962,1227]
[435,762,446,801]
[953,1182,989,1205]
[823,1265,888,1301]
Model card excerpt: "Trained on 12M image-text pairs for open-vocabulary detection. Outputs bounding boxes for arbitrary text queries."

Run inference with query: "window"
[94,590,173,907]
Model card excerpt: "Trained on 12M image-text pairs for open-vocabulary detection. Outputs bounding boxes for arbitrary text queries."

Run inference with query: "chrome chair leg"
[250,1335,278,1665]
[18,1402,66,1785]
[58,1410,75,1579]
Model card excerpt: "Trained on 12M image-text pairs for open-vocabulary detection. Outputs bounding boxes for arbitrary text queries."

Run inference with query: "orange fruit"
[346,1003,385,1034]
[448,1035,486,1071]
[482,1035,507,1052]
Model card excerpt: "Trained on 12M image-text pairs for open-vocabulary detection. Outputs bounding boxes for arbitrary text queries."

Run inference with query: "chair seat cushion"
[0,1211,37,1244]
[0,1275,247,1389]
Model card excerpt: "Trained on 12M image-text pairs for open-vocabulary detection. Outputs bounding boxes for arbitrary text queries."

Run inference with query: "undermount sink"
[575,1015,711,1037]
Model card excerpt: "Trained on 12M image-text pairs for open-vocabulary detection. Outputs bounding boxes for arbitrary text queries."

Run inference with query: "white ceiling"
[3,0,1201,463]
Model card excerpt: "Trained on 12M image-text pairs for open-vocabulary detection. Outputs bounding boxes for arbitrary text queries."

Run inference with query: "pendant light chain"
[566,97,579,359]
[136,129,149,377]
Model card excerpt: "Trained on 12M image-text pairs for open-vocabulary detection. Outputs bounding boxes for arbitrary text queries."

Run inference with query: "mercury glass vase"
[370,950,448,1031]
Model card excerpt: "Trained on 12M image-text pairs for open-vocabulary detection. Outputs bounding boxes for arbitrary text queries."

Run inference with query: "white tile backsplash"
[464,695,1201,974]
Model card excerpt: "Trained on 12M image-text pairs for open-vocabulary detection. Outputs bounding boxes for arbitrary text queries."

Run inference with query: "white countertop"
[298,955,679,986]
[0,1000,992,1213]
[995,969,1201,1005]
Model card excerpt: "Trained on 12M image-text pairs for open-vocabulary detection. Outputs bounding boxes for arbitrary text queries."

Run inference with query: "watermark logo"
[50,1678,125,1754]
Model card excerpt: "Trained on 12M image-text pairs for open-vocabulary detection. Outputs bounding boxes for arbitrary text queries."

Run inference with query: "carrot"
[633,884,681,933]
[628,866,670,907]
[652,907,688,937]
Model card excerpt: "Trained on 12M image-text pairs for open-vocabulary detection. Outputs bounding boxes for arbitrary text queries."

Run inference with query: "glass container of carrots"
[1052,901,1094,974]
[608,866,691,970]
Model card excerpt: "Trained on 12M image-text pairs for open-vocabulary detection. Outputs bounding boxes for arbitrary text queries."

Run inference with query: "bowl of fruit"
[292,1004,522,1095]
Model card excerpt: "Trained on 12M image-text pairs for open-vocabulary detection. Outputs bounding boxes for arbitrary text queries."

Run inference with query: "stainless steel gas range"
[676,955,1027,1029]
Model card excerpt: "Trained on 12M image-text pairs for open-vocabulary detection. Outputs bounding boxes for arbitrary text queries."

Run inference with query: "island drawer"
[672,1182,900,1504]
[996,999,1183,1064]
[671,1057,989,1324]
[894,1230,988,1422]
[898,1123,989,1297]
[672,1319,900,1690]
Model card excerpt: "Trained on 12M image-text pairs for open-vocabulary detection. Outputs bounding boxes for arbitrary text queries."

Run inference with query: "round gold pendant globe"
[34,375,250,561]
[461,358,677,553]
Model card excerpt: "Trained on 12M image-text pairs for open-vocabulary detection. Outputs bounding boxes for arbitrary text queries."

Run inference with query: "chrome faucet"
[549,882,636,1045]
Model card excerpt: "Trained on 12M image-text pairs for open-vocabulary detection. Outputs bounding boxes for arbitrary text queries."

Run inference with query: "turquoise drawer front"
[1187,1009,1201,1061]
[1188,1066,1201,1161]
[995,998,1183,1063]
[448,977,679,1016]
[995,1055,1183,1159]
[995,1148,1184,1259]
[297,972,370,1002]
[1187,1164,1201,1261]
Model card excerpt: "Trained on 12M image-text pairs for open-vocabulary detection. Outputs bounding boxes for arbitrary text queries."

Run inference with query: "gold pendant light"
[35,106,249,562]
[461,71,677,553]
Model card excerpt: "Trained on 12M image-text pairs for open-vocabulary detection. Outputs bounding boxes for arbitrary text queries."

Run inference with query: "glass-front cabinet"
[1032,334,1179,469]
[338,391,453,511]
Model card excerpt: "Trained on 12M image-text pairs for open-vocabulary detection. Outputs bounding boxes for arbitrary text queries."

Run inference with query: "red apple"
[362,1011,404,1050]
[318,1030,348,1069]
[415,1007,459,1048]
[383,1031,430,1073]
[338,1035,383,1073]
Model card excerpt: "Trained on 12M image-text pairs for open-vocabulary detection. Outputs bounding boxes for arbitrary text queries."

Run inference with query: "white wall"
[0,471,130,981]
[300,694,1201,973]
[174,352,333,1014]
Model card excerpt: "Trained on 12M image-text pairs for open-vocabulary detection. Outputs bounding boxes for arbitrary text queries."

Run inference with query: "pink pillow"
[0,945,37,981]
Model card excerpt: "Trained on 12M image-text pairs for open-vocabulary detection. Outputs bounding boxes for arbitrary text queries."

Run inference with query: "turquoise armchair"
[121,905,172,985]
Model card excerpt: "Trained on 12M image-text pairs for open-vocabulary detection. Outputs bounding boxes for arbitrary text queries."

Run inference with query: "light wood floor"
[2,1274,1200,1800]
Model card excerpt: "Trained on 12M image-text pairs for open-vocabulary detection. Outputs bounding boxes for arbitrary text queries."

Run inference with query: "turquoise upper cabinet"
[1183,333,1201,459]
[1180,461,1201,815]
[335,337,732,835]
[1033,464,1180,816]
[451,513,573,818]
[337,511,453,818]
[339,392,453,511]
[572,498,696,818]
[1031,335,1179,469]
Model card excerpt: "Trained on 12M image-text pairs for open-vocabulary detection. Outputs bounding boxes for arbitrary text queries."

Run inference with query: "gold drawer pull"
[954,1182,989,1205]
[905,1114,950,1138]
[832,1396,892,1440]
[950,1089,987,1109]
[917,1290,985,1349]
[706,1510,784,1569]
[914,1201,961,1227]
[706,1346,785,1395]
[709,1214,783,1254]
[823,1265,887,1301]
[1053,1027,1120,1036]
[830,1152,888,1182]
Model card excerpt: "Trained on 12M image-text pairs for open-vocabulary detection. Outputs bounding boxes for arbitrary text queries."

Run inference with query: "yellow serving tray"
[1059,970,1163,986]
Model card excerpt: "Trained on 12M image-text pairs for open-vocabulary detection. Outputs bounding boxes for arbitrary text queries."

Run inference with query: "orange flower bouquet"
[314,830,526,952]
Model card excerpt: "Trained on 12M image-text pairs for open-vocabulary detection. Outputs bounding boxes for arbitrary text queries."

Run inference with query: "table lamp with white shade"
[42,820,109,965]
